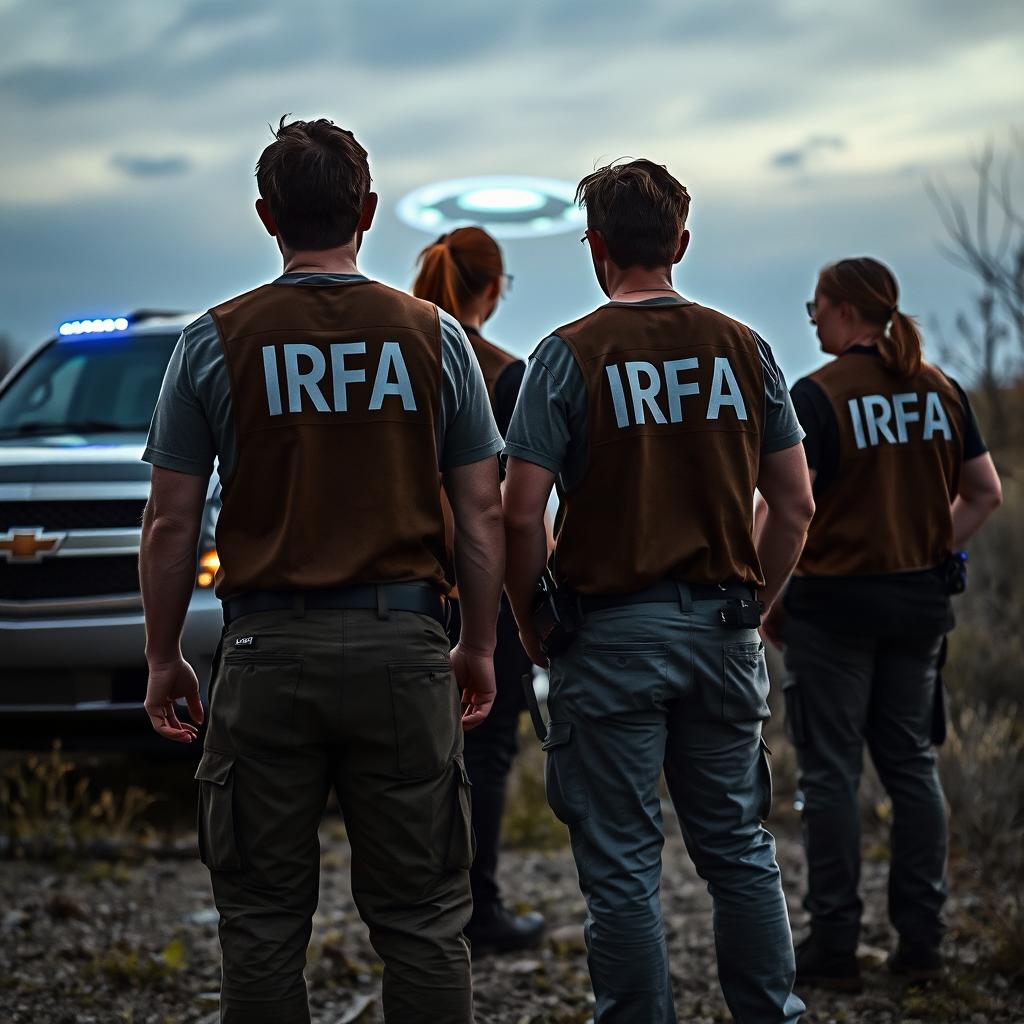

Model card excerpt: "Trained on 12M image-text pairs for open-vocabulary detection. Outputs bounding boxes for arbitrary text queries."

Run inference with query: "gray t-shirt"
[143,273,503,484]
[504,297,804,490]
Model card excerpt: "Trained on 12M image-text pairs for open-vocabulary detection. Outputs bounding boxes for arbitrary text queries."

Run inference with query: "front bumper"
[0,588,222,722]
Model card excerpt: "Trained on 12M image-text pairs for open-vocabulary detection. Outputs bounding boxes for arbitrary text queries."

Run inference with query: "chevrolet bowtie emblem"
[0,527,67,563]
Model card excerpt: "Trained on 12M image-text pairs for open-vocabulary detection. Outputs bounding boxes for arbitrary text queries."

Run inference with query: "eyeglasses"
[580,233,589,246]
[805,300,816,321]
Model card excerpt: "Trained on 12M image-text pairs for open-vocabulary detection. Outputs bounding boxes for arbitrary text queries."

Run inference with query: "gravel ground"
[2,797,1021,1024]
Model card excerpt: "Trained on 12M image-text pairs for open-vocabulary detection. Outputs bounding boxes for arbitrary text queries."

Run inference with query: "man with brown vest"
[139,117,504,1024]
[503,160,813,1023]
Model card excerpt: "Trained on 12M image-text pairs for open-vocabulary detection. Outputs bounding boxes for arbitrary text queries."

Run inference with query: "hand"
[450,643,496,732]
[760,602,787,651]
[518,626,549,670]
[144,655,204,743]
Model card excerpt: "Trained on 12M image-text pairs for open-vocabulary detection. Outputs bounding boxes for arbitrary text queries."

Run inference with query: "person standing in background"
[413,227,547,954]
[764,257,1003,991]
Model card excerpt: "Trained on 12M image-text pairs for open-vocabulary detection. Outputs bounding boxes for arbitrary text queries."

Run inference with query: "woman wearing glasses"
[764,257,1001,991]
[413,226,546,955]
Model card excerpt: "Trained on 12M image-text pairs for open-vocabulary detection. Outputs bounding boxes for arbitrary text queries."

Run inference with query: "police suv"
[0,312,221,742]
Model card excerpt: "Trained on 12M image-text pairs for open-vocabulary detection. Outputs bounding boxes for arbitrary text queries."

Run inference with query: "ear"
[357,191,379,233]
[486,276,503,302]
[672,229,691,265]
[255,198,278,237]
[587,228,609,262]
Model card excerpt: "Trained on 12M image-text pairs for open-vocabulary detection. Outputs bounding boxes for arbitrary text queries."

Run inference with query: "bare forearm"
[756,510,809,611]
[453,507,504,655]
[951,495,999,548]
[140,505,200,664]
[505,515,548,636]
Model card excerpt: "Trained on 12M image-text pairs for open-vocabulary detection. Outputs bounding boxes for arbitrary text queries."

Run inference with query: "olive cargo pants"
[782,618,947,953]
[195,607,474,1024]
[545,600,805,1024]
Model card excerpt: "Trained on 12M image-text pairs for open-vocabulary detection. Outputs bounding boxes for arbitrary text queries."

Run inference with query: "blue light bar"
[59,317,129,336]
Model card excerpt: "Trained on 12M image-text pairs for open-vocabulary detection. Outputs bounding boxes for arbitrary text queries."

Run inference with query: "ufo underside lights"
[396,176,584,239]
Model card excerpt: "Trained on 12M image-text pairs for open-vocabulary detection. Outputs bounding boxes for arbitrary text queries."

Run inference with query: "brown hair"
[818,257,923,377]
[575,159,691,270]
[255,116,371,250]
[412,226,504,322]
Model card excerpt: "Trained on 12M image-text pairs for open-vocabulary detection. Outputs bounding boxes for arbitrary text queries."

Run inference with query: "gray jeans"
[782,617,947,953]
[545,599,805,1024]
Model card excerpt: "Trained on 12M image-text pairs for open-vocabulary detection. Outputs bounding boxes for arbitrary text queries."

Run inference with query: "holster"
[530,571,581,657]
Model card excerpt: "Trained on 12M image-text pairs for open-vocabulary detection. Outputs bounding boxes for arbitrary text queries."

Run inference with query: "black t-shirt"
[785,348,987,636]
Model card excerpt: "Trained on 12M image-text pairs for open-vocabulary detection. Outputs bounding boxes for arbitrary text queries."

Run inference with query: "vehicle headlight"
[196,549,220,589]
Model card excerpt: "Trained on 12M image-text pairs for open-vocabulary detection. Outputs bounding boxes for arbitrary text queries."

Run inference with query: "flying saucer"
[396,175,584,239]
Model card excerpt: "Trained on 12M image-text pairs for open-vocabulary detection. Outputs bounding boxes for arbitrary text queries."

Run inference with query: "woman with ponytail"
[766,257,1002,991]
[413,227,546,955]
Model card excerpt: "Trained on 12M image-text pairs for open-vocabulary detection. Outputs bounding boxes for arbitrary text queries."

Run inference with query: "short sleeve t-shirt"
[504,297,804,490]
[143,274,503,484]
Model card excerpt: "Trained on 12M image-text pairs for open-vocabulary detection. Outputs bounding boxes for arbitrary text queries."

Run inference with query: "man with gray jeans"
[503,159,814,1023]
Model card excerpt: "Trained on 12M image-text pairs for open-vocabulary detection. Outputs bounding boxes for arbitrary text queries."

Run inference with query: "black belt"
[223,583,445,626]
[577,580,755,615]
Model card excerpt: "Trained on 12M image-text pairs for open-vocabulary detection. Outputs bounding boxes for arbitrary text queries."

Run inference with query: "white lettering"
[262,346,282,417]
[664,358,699,422]
[922,392,952,441]
[892,392,920,443]
[625,361,668,425]
[848,398,867,449]
[284,344,330,414]
[330,342,366,412]
[369,341,417,411]
[606,364,630,428]
[863,394,896,446]
[707,357,748,421]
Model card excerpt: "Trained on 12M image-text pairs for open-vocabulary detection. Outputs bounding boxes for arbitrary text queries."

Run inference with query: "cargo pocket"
[195,748,241,871]
[542,721,589,825]
[388,661,458,779]
[445,753,475,871]
[782,678,806,747]
[722,642,770,722]
[757,738,774,822]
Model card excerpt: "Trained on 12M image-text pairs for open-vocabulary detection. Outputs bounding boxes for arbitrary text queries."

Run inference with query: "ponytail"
[412,226,504,323]
[413,241,467,321]
[819,256,923,380]
[879,310,923,378]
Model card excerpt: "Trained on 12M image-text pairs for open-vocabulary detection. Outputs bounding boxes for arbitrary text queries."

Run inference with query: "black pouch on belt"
[531,571,581,656]
[719,597,764,628]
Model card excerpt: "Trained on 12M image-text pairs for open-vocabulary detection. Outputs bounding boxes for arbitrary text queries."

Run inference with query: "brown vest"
[464,326,518,402]
[210,280,449,598]
[553,303,766,594]
[798,354,965,577]
[441,327,518,599]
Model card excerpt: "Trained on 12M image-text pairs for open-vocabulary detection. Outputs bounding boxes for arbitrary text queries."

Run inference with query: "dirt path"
[2,805,1021,1024]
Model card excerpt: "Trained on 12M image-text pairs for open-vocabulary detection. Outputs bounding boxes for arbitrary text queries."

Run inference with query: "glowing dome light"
[58,317,131,337]
[397,175,584,240]
[457,187,547,214]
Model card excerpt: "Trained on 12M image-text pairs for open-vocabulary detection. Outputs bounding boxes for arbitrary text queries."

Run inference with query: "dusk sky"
[1,0,1021,382]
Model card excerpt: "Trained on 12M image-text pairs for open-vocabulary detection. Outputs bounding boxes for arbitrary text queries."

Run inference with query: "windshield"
[0,333,178,438]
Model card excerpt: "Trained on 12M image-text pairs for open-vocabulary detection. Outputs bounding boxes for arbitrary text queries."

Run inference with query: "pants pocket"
[542,721,589,825]
[782,678,807,747]
[446,753,475,871]
[210,653,303,751]
[388,661,459,779]
[722,641,770,722]
[195,748,242,871]
[757,738,774,821]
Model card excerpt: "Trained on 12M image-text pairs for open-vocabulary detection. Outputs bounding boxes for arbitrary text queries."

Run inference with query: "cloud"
[111,153,192,178]
[772,135,846,171]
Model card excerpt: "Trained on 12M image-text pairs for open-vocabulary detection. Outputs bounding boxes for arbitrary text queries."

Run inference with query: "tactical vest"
[553,302,766,594]
[209,280,448,598]
[441,326,519,600]
[797,352,965,577]
[464,326,519,402]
